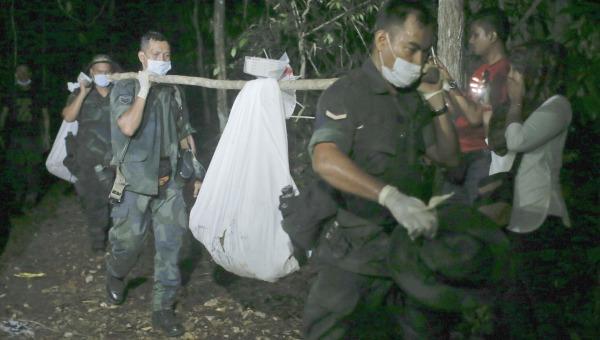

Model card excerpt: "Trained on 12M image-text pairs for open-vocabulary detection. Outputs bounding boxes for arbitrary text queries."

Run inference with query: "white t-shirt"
[503,95,572,233]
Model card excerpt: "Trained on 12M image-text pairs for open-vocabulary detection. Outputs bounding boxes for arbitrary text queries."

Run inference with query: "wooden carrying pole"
[109,72,337,91]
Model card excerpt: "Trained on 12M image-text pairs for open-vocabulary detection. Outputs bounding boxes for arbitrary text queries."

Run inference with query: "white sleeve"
[505,96,572,152]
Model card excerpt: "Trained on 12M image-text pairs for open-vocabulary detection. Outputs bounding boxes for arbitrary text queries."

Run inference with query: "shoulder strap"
[116,138,131,165]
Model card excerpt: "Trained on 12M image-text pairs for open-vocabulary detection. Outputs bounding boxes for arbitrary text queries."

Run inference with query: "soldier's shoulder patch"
[118,95,133,105]
[325,110,347,120]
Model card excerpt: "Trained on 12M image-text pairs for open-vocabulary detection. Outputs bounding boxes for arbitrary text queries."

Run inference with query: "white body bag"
[45,120,78,183]
[189,78,299,282]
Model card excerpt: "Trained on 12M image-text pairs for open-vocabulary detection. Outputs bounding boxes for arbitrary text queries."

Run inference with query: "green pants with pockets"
[106,180,188,311]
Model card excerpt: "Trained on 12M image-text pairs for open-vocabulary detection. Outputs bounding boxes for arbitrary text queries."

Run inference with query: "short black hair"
[510,41,567,109]
[470,8,510,42]
[140,31,168,51]
[374,0,434,34]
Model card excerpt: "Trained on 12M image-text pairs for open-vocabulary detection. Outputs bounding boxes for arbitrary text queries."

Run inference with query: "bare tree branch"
[56,0,109,26]
[56,0,84,25]
[88,0,109,25]
[351,21,368,50]
[513,0,543,33]
[305,0,377,37]
[291,1,307,77]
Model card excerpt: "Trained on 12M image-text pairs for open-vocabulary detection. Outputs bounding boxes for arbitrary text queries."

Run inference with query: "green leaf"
[230,47,237,58]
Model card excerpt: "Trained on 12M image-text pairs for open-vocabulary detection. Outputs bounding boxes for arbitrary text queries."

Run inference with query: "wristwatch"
[431,104,448,117]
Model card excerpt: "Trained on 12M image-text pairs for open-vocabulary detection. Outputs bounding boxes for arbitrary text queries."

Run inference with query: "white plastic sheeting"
[189,78,299,282]
[45,120,78,183]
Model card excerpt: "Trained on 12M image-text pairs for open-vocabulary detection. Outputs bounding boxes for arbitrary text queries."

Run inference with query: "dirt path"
[0,190,313,339]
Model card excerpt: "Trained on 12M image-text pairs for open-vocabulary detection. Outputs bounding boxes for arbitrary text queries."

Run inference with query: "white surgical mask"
[93,74,111,87]
[147,59,171,76]
[379,35,422,88]
[16,79,32,87]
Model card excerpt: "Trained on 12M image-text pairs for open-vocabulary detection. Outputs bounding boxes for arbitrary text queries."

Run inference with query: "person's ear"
[374,30,388,53]
[138,51,146,65]
[489,31,498,43]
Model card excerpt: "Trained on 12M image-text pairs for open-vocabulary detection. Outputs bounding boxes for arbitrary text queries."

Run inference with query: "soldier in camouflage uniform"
[105,31,202,337]
[61,55,121,252]
[300,1,466,338]
[1,65,50,213]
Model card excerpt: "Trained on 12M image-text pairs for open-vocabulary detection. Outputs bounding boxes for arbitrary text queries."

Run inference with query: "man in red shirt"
[439,8,510,205]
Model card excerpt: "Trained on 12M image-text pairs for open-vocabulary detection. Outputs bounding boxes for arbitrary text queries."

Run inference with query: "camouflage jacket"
[66,87,112,166]
[110,79,194,196]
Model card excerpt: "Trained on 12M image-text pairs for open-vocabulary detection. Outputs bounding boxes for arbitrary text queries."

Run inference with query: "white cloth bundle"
[45,120,78,183]
[189,78,299,282]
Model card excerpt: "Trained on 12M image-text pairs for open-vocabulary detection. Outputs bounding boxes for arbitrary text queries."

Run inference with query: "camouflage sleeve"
[176,86,195,140]
[308,81,354,158]
[110,79,136,120]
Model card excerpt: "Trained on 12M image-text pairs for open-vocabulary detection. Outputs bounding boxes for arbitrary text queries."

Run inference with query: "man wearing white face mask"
[105,31,201,337]
[1,64,51,213]
[62,54,121,252]
[303,1,460,338]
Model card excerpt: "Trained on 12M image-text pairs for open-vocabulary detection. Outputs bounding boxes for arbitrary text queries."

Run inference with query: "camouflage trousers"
[74,165,113,246]
[106,180,188,311]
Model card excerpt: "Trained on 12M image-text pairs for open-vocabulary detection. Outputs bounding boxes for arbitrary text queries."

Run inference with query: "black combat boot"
[152,309,185,337]
[105,272,126,305]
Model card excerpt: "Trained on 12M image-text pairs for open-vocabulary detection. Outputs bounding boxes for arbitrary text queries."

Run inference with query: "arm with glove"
[312,143,438,240]
[62,72,93,122]
[116,70,151,137]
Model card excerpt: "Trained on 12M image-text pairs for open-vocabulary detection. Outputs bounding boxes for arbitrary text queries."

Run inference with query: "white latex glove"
[67,72,91,94]
[379,185,438,240]
[77,72,92,87]
[137,70,151,99]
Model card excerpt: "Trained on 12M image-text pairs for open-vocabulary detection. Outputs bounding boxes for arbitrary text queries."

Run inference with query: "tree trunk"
[10,0,18,67]
[243,0,249,23]
[437,0,466,87]
[213,0,228,131]
[109,0,116,53]
[551,0,570,43]
[193,0,212,125]
[41,8,47,90]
